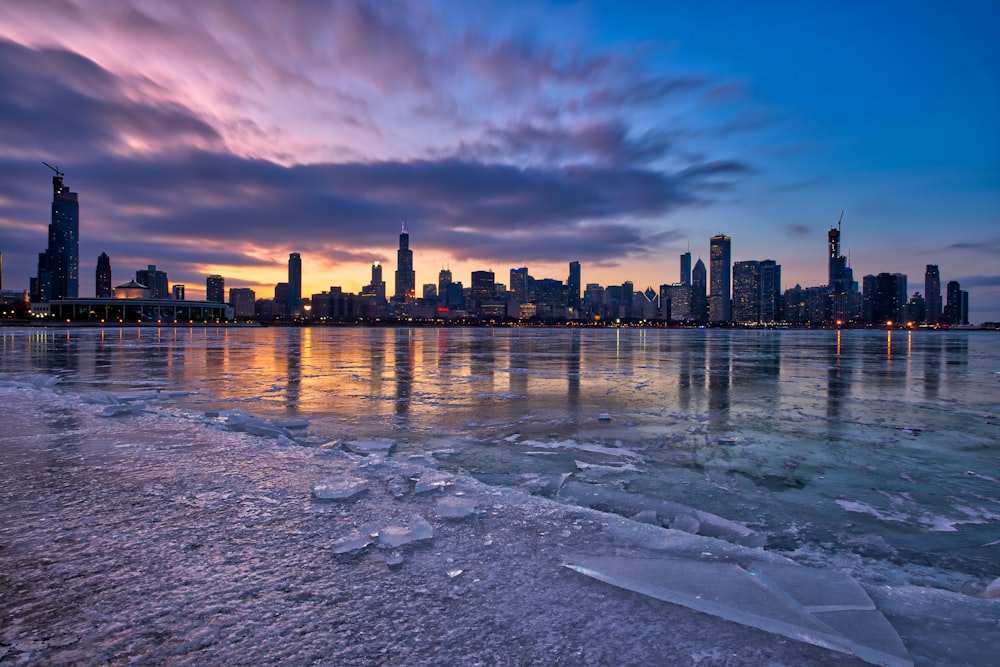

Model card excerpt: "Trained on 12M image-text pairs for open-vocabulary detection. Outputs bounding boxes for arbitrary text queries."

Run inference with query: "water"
[2,325,999,665]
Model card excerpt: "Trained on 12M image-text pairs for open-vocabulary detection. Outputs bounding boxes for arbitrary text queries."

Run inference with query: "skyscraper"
[733,260,761,324]
[924,265,941,324]
[827,213,850,294]
[394,222,415,300]
[759,259,781,323]
[36,166,79,301]
[438,268,453,306]
[680,251,692,286]
[692,258,707,322]
[288,252,302,317]
[364,261,386,302]
[709,234,731,323]
[510,268,529,304]
[136,264,168,299]
[567,261,581,315]
[944,280,967,325]
[206,275,225,304]
[96,252,112,298]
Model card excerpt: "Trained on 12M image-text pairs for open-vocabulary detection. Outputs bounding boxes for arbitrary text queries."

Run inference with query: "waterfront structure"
[288,252,302,317]
[115,279,148,299]
[709,235,731,323]
[924,265,942,324]
[692,258,707,322]
[136,265,168,299]
[96,253,112,298]
[680,251,692,286]
[567,261,581,317]
[394,223,415,301]
[34,166,79,302]
[206,275,225,304]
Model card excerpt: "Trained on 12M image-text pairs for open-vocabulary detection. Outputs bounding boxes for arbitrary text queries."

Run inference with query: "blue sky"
[1,1,997,321]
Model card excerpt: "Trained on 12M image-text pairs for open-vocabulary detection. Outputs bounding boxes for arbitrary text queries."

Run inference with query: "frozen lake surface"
[1,326,998,665]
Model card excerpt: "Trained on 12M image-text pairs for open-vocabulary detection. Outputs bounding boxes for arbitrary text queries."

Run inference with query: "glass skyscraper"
[288,253,302,317]
[394,223,415,300]
[36,168,79,301]
[709,234,731,323]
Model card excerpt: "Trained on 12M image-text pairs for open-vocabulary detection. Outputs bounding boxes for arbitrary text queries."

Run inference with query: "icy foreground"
[2,385,998,666]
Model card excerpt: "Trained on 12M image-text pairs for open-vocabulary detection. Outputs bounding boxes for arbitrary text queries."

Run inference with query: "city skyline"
[0,2,997,322]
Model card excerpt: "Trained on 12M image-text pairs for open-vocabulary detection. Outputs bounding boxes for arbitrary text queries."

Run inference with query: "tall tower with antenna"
[394,221,415,301]
[34,163,79,301]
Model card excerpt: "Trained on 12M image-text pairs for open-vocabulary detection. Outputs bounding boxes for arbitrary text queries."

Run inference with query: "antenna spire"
[401,219,407,234]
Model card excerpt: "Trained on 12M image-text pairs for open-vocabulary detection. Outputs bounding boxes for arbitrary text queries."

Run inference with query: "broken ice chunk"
[414,471,456,494]
[671,513,701,535]
[717,434,739,444]
[436,496,480,519]
[630,509,659,526]
[274,418,309,429]
[378,515,434,548]
[984,577,1000,599]
[225,414,293,439]
[386,551,404,569]
[343,439,396,455]
[597,413,612,422]
[310,478,369,501]
[331,532,374,554]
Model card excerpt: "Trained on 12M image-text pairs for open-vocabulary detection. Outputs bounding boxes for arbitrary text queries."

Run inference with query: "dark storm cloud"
[0,39,221,158]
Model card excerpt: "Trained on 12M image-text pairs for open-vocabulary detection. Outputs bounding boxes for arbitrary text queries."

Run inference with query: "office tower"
[567,261,581,315]
[864,273,907,324]
[680,251,692,286]
[904,292,926,324]
[510,267,529,304]
[422,284,437,300]
[924,265,941,324]
[692,258,707,322]
[36,166,79,301]
[583,283,606,318]
[621,281,634,319]
[364,261,386,302]
[471,270,495,313]
[172,284,185,301]
[827,213,851,294]
[438,268,453,306]
[274,282,289,315]
[136,264,168,299]
[760,260,781,323]
[733,260,761,323]
[288,252,302,317]
[229,287,256,319]
[944,280,966,324]
[666,284,693,321]
[206,275,225,303]
[394,223,415,300]
[96,252,112,298]
[709,234,731,323]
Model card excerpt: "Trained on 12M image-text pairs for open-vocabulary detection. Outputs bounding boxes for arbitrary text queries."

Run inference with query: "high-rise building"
[509,268,529,304]
[96,252,112,298]
[733,260,761,323]
[172,284,185,300]
[438,268,453,307]
[944,280,968,325]
[863,273,907,325]
[680,251,692,286]
[274,282,289,316]
[362,261,386,302]
[567,261,581,315]
[136,264,168,299]
[394,223,415,300]
[288,252,302,317]
[760,260,781,323]
[709,234,731,323]
[827,214,850,294]
[924,265,941,324]
[35,166,79,301]
[229,287,256,319]
[471,270,495,313]
[206,275,225,304]
[692,258,707,322]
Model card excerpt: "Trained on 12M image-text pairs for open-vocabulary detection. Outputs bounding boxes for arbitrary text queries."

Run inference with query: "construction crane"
[42,161,63,177]
[837,209,844,231]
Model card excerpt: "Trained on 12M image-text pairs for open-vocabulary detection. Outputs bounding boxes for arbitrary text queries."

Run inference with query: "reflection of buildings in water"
[368,328,389,402]
[285,328,303,411]
[826,330,852,422]
[942,333,969,392]
[469,330,495,386]
[507,331,529,397]
[567,329,581,411]
[394,328,415,419]
[706,332,731,430]
[922,334,944,400]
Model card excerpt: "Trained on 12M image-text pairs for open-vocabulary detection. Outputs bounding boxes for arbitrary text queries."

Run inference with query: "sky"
[0,0,998,322]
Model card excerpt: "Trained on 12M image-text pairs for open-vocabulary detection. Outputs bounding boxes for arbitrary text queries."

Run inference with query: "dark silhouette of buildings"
[567,261,581,316]
[394,223,415,301]
[33,166,79,302]
[692,258,707,323]
[924,265,941,324]
[136,264,168,299]
[680,251,692,286]
[943,280,968,325]
[863,272,907,324]
[709,234,731,323]
[288,252,302,317]
[96,252,112,298]
[206,274,225,304]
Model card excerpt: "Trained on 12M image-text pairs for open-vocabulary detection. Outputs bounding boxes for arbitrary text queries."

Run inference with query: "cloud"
[784,224,812,236]
[954,275,1000,288]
